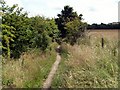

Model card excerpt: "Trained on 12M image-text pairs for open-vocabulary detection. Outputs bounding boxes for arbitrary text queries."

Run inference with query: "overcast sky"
[5,0,120,24]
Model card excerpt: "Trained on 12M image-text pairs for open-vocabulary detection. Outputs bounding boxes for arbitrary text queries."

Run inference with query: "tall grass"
[52,35,118,88]
[2,42,58,88]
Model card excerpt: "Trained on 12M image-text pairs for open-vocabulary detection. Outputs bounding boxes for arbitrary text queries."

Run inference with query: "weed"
[52,33,118,88]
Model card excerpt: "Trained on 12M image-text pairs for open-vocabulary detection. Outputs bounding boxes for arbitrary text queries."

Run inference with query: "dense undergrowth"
[1,0,119,88]
[52,36,119,88]
[2,43,58,88]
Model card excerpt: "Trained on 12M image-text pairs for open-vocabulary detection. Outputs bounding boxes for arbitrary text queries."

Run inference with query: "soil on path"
[42,46,61,89]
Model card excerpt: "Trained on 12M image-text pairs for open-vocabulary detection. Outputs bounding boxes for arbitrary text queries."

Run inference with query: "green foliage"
[45,19,60,42]
[65,18,87,45]
[1,1,32,58]
[55,5,78,38]
[1,24,16,59]
[55,5,87,45]
[1,1,87,58]
[29,16,59,51]
[3,46,57,88]
[59,43,69,58]
[2,78,14,87]
[1,1,59,58]
[29,17,49,51]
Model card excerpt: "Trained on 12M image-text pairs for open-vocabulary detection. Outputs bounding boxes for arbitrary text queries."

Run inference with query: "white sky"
[118,1,120,22]
[5,0,120,24]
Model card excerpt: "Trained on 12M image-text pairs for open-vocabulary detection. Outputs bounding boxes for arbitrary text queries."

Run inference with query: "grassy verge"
[2,42,58,88]
[52,37,118,88]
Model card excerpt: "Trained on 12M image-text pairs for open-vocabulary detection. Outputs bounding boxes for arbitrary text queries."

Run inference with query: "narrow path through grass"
[42,46,61,89]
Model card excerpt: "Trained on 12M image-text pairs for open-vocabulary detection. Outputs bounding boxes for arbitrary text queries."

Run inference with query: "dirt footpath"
[42,46,61,89]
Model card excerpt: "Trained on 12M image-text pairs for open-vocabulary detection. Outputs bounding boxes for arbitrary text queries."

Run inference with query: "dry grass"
[67,44,95,68]
[52,30,119,88]
[2,42,58,88]
[88,29,119,40]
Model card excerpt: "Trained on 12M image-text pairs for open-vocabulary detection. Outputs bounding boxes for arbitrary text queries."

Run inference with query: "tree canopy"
[55,5,87,45]
[1,1,87,58]
[1,1,59,58]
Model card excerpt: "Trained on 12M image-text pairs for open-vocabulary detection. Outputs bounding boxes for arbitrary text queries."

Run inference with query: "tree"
[1,0,60,58]
[45,19,60,42]
[65,18,87,45]
[1,1,33,58]
[29,16,51,50]
[29,16,59,50]
[55,5,86,45]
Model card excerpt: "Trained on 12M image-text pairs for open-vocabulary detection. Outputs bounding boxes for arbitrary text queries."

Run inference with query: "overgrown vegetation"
[2,42,58,88]
[1,0,119,88]
[55,5,87,45]
[1,1,60,58]
[52,35,118,88]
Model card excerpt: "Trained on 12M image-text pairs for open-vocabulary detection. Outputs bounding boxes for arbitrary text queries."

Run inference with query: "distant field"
[88,29,119,40]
